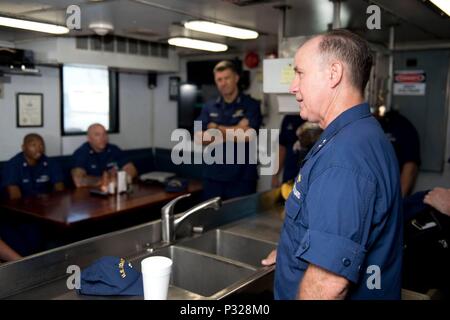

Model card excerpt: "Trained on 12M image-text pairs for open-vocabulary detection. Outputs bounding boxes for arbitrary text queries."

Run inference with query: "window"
[61,65,118,135]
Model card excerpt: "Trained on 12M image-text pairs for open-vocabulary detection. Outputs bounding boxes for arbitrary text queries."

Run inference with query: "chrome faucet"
[161,193,222,243]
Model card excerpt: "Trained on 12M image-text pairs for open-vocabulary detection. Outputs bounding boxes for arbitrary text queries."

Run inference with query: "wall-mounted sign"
[393,70,426,96]
[169,76,180,101]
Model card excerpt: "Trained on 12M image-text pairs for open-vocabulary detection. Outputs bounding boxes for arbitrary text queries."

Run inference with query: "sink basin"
[177,229,277,267]
[132,245,256,298]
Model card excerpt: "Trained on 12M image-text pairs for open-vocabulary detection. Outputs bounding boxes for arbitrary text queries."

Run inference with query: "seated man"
[0,238,21,262]
[71,123,138,188]
[1,133,64,200]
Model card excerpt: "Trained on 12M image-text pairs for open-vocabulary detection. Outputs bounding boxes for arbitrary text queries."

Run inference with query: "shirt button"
[342,258,351,267]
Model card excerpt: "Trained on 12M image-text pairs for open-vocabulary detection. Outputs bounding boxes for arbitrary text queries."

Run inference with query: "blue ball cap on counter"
[78,256,143,296]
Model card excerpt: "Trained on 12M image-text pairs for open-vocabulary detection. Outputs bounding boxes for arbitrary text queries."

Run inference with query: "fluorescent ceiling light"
[184,20,258,40]
[429,0,450,16]
[168,37,228,52]
[0,16,69,34]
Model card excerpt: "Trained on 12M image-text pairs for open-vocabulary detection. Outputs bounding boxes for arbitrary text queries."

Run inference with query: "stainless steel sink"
[131,245,257,298]
[177,229,277,268]
[0,191,282,300]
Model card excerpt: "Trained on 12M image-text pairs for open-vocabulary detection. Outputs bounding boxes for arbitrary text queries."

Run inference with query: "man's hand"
[261,249,277,266]
[6,186,22,200]
[54,182,65,192]
[424,187,450,216]
[194,128,223,146]
[71,168,102,188]
[207,122,219,129]
[122,162,138,179]
[216,118,249,132]
[237,117,249,129]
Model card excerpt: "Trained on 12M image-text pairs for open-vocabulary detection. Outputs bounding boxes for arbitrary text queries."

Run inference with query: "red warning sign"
[394,70,426,96]
[394,73,426,83]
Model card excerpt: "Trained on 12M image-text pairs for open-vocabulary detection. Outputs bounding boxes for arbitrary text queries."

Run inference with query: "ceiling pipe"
[331,0,342,29]
[273,4,291,57]
[386,25,395,111]
[394,41,450,51]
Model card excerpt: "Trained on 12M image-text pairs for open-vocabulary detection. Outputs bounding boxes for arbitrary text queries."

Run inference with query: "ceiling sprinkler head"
[89,22,113,36]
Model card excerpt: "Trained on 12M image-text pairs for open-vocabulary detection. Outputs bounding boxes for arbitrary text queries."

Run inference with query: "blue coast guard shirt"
[1,152,64,197]
[72,142,128,176]
[274,103,403,300]
[196,93,262,182]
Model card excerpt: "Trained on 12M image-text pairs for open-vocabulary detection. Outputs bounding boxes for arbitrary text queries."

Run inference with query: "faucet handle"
[161,193,191,217]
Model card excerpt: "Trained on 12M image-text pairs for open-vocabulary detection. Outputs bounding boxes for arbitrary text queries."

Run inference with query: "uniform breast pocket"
[284,183,309,228]
[283,196,310,272]
[284,191,302,221]
[231,109,245,119]
[36,175,50,183]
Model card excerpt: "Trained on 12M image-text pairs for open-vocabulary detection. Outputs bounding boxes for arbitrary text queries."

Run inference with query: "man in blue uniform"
[377,109,421,196]
[272,115,305,188]
[71,123,138,188]
[194,60,262,200]
[0,133,61,256]
[262,30,403,299]
[1,133,64,200]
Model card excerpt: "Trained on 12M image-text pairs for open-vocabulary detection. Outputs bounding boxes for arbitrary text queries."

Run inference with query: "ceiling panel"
[372,0,450,39]
[284,0,449,45]
[0,0,448,53]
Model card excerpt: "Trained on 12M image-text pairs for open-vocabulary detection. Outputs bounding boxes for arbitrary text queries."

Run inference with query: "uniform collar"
[87,142,111,155]
[216,92,242,106]
[302,103,371,165]
[321,103,371,142]
[19,152,48,167]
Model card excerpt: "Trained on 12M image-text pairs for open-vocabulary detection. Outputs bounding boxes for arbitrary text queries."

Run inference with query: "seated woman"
[1,133,64,200]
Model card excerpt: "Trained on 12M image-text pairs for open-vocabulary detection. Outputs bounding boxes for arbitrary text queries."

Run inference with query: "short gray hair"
[318,29,373,93]
[213,60,238,74]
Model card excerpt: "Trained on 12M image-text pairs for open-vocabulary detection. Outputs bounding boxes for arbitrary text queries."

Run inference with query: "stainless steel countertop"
[0,190,284,300]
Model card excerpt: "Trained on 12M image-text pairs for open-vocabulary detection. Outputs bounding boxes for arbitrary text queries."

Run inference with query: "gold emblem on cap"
[118,258,127,278]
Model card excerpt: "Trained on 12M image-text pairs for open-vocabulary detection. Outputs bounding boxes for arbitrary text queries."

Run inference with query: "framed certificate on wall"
[16,93,43,127]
